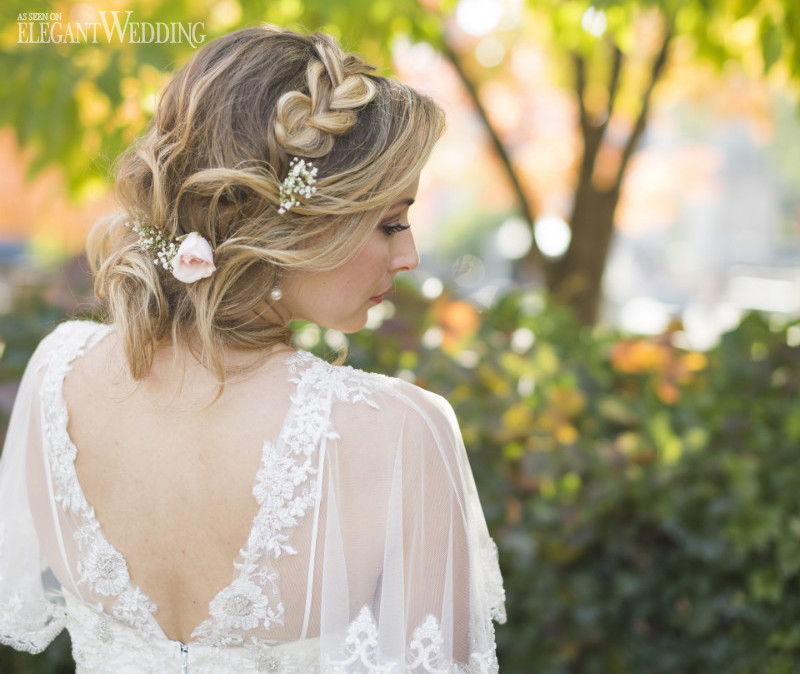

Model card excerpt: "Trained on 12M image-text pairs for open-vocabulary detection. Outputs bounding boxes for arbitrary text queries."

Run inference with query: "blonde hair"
[88,25,444,385]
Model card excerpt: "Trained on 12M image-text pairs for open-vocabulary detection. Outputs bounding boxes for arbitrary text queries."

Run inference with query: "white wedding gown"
[0,320,505,673]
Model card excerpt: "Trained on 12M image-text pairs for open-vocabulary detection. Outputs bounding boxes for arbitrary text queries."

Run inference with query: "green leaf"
[761,18,783,72]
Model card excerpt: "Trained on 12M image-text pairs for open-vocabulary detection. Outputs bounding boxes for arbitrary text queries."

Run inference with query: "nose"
[390,229,420,273]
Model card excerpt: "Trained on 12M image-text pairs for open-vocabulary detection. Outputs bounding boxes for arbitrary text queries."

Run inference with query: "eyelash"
[381,223,410,236]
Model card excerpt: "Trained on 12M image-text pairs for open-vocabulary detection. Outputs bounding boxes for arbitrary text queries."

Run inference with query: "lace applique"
[481,538,506,624]
[245,648,307,673]
[253,443,312,558]
[76,530,129,596]
[0,362,68,655]
[187,638,321,674]
[110,586,158,627]
[39,322,159,636]
[0,581,67,654]
[321,606,500,674]
[466,648,501,674]
[192,351,392,647]
[0,483,66,651]
[66,593,323,673]
[207,576,282,639]
[407,616,450,673]
[322,607,395,673]
[287,351,388,410]
[65,595,177,673]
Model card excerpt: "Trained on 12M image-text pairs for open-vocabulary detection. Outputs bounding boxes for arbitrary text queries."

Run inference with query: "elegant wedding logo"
[17,10,206,47]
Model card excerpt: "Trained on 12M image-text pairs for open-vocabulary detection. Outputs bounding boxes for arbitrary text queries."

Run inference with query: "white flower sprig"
[128,219,180,270]
[127,218,216,283]
[278,157,318,214]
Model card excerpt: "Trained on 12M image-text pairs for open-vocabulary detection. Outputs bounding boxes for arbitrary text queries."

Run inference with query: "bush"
[341,287,800,674]
[2,278,800,673]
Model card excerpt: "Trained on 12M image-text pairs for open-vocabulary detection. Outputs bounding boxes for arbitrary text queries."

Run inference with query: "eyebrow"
[390,198,415,210]
[381,198,416,222]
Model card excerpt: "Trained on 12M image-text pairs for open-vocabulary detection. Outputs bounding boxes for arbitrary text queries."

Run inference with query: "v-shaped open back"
[1,320,505,672]
[54,323,338,645]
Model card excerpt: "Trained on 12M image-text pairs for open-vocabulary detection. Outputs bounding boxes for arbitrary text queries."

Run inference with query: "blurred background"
[2,0,800,672]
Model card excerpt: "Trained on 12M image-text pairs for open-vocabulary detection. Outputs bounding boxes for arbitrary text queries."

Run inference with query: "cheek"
[287,239,389,317]
[348,239,389,276]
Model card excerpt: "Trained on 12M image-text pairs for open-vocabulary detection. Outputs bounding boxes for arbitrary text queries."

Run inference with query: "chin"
[338,320,368,334]
[329,312,369,334]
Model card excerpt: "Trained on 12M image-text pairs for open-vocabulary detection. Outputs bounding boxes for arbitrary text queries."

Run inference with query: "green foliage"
[3,0,800,195]
[0,0,436,195]
[338,286,800,673]
[0,633,73,674]
[536,0,800,71]
[2,278,800,672]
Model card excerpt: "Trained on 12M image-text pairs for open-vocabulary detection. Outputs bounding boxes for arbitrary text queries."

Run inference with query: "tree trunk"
[439,11,671,325]
[540,28,671,325]
[546,183,620,325]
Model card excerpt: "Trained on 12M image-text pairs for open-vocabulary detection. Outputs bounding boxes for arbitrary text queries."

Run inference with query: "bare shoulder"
[60,322,130,404]
[19,320,117,399]
[32,319,113,366]
[42,319,112,347]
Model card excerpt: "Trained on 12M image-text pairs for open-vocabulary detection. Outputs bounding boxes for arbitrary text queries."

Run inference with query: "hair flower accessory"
[129,219,215,283]
[172,232,216,282]
[278,157,318,214]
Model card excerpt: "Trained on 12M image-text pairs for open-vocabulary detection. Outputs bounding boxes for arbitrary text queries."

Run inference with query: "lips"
[370,286,393,303]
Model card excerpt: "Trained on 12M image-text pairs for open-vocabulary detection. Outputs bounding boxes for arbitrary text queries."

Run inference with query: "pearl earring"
[269,286,282,301]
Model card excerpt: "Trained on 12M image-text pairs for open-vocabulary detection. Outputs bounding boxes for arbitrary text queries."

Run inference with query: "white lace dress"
[0,320,505,673]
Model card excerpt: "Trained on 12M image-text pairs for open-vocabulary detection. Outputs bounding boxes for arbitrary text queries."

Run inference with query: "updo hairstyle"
[87,25,445,384]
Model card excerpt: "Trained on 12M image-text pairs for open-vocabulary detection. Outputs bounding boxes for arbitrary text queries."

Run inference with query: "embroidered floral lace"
[0,321,505,672]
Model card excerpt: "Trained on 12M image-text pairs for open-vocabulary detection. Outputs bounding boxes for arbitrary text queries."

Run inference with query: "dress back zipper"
[180,642,189,674]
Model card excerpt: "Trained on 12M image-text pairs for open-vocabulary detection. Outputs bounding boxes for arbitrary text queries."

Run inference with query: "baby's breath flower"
[127,219,180,271]
[278,157,318,214]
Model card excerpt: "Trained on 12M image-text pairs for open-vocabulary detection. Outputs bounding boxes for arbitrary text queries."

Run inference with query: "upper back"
[44,320,445,648]
[61,323,296,643]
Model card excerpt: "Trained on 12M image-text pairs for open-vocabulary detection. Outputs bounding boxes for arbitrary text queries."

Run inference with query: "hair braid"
[274,33,377,158]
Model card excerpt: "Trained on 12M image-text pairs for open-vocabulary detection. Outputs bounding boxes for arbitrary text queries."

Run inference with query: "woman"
[0,25,505,673]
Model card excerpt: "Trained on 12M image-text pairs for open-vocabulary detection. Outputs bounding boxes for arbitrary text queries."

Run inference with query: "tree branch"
[440,39,540,233]
[576,44,624,186]
[614,20,672,192]
[575,51,590,138]
[599,45,623,143]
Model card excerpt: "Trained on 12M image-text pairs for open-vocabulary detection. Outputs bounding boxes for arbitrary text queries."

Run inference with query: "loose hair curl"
[88,25,445,386]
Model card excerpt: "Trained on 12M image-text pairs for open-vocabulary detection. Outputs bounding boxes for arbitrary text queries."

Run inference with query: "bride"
[0,25,505,673]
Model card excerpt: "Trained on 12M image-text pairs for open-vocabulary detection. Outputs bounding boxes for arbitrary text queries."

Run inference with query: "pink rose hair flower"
[128,220,217,283]
[171,232,216,283]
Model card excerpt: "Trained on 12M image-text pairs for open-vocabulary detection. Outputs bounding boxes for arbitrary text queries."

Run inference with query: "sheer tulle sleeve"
[316,377,506,673]
[0,334,67,653]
